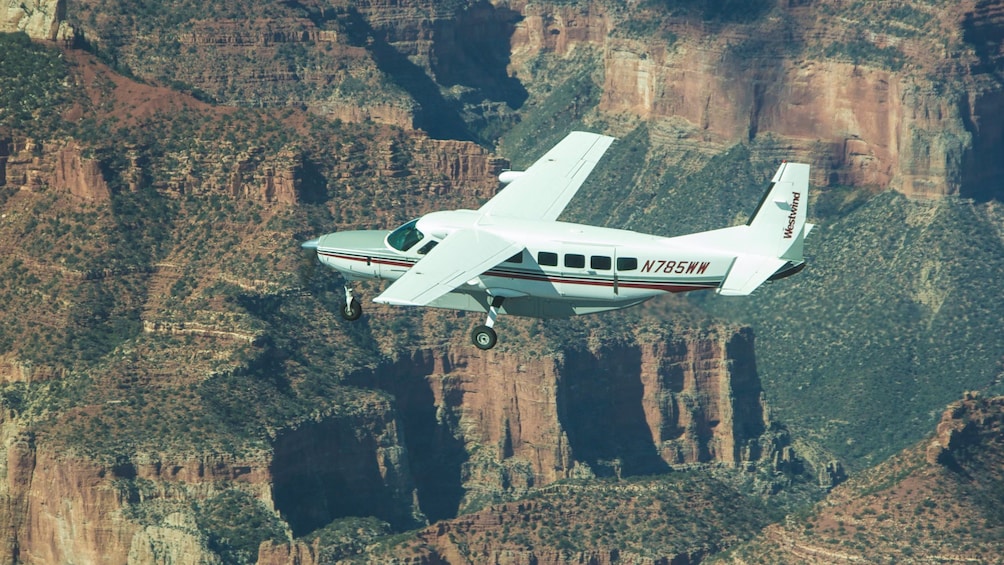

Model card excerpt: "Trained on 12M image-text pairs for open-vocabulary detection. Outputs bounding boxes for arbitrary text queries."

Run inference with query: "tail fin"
[746,161,810,261]
[717,162,811,296]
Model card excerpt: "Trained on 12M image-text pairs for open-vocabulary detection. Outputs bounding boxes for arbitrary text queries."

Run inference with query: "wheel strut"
[472,296,504,350]
[341,285,362,321]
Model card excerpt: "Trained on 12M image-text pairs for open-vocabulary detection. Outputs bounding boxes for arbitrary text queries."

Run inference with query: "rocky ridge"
[711,392,1004,564]
[9,1,1004,198]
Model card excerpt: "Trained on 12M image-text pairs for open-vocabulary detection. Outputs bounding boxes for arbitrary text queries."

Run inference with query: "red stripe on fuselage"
[317,250,719,293]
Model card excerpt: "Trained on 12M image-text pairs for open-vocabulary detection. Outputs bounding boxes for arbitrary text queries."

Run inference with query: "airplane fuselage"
[313,210,736,318]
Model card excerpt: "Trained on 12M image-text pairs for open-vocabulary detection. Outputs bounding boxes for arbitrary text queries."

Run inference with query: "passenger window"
[591,256,612,270]
[617,257,638,271]
[417,241,438,255]
[504,251,523,264]
[565,254,585,268]
[538,251,558,266]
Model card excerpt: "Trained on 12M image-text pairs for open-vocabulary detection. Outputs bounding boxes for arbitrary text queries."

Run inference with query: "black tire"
[471,325,497,350]
[341,298,362,321]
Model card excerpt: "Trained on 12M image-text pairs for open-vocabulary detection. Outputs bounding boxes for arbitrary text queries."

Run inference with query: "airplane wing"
[373,228,522,307]
[479,131,615,221]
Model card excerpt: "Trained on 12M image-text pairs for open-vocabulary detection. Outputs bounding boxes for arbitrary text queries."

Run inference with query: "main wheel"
[471,325,498,350]
[341,298,362,321]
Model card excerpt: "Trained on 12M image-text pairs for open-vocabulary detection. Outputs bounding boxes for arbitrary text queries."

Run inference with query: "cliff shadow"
[353,351,469,523]
[726,329,766,444]
[558,345,670,477]
[340,9,478,142]
[959,91,1004,202]
[270,414,422,536]
[429,2,528,111]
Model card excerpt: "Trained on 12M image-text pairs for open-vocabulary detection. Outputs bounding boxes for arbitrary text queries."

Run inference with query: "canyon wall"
[254,322,802,564]
[0,399,423,563]
[14,0,1003,198]
[0,133,503,208]
[363,324,799,518]
[505,1,1004,199]
[0,322,799,563]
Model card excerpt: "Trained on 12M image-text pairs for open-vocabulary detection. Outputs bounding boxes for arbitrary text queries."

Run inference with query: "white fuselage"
[314,210,735,318]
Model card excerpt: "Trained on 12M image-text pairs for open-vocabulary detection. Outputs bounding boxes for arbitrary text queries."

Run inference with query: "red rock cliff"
[505,0,1004,199]
[0,397,423,563]
[356,322,790,521]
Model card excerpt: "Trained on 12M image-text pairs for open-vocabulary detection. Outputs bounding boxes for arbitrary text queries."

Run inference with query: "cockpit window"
[387,219,424,252]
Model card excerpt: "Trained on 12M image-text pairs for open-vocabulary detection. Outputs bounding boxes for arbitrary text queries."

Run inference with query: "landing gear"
[471,296,504,350]
[471,325,497,350]
[341,286,362,321]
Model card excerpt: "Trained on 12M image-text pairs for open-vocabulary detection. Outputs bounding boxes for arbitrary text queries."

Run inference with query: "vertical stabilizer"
[716,162,811,296]
[746,162,810,260]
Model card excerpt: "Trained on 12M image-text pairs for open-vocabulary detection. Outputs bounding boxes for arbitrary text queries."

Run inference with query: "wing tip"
[373,296,421,307]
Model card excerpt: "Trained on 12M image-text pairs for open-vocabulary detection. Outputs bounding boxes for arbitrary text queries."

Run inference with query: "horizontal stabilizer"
[718,255,788,296]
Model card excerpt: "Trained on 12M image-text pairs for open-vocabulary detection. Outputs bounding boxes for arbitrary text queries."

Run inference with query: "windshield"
[386,219,424,252]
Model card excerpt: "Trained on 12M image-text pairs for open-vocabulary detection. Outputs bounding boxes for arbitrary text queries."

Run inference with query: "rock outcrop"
[0,399,424,563]
[357,323,798,519]
[1,139,111,200]
[711,392,1004,564]
[925,390,1001,466]
[1,0,73,41]
[54,141,112,201]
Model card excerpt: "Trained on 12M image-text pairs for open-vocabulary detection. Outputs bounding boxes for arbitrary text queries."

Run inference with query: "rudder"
[746,162,810,261]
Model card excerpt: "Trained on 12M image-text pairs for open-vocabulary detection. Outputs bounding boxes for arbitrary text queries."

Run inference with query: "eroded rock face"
[0,399,422,563]
[714,392,1004,564]
[360,325,792,522]
[0,309,798,564]
[1,0,73,41]
[270,402,426,535]
[926,391,1002,466]
[1,139,113,200]
[507,1,1004,200]
[54,142,112,202]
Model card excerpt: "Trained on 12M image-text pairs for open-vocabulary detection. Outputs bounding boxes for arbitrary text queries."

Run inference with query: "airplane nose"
[301,238,320,250]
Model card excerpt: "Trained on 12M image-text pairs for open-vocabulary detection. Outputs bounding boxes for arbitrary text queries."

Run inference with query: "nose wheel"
[471,296,504,350]
[341,286,362,321]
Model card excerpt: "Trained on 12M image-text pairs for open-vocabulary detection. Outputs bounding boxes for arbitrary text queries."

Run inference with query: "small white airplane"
[303,131,812,349]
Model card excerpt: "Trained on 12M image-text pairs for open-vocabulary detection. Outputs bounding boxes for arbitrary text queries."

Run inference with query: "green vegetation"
[0,32,71,131]
[647,0,773,23]
[498,50,602,170]
[819,1,936,39]
[196,489,287,564]
[365,471,779,561]
[304,517,393,562]
[818,40,906,71]
[702,193,1004,469]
